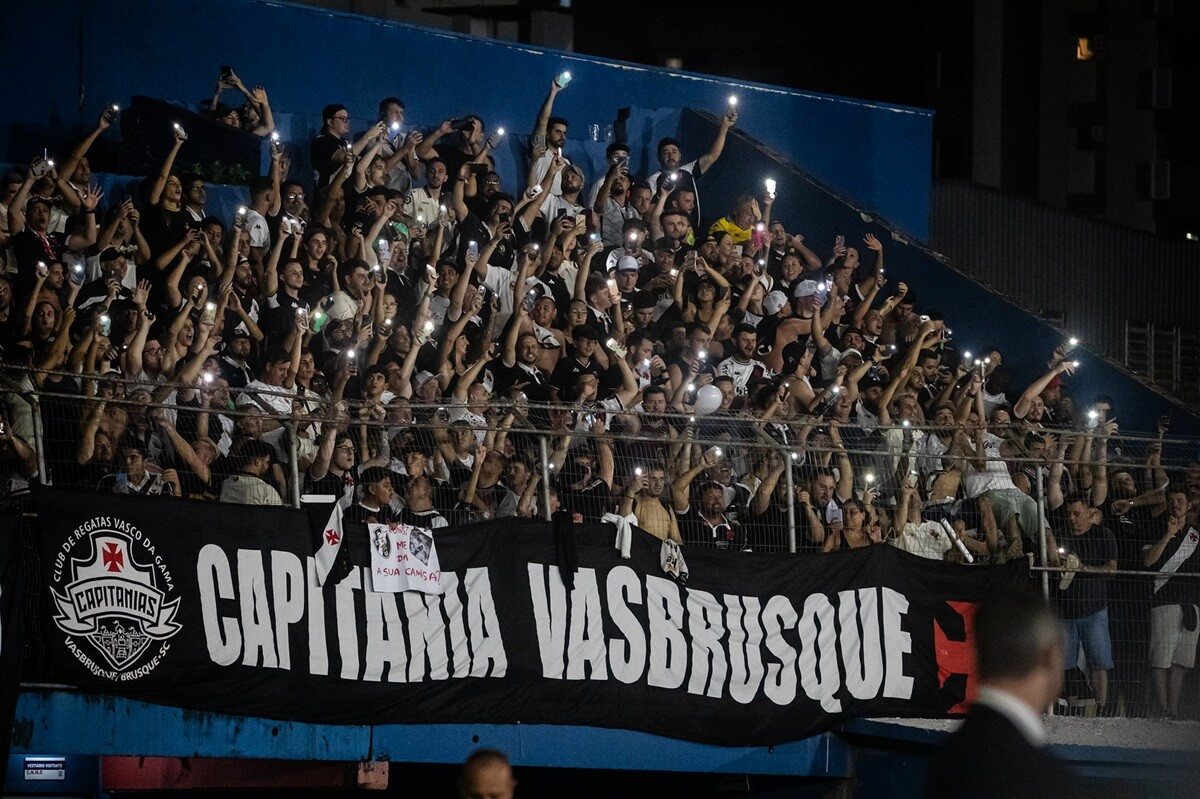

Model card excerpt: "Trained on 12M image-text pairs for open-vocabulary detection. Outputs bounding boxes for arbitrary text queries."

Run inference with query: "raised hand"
[82,184,104,211]
[863,233,883,252]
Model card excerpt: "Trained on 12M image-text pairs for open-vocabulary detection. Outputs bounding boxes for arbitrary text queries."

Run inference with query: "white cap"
[616,255,640,273]
[762,290,789,316]
[794,279,820,298]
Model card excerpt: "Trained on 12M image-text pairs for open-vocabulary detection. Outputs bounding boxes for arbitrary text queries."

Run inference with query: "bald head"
[459,749,515,799]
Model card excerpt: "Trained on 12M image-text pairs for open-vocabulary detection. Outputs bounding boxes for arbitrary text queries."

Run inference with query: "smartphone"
[36,261,48,279]
[202,302,218,325]
[526,185,543,199]
[467,240,479,260]
[554,70,573,89]
[296,308,308,326]
[115,472,129,494]
[103,103,120,124]
[99,314,112,337]
[70,264,86,286]
[31,157,53,178]
[220,65,234,80]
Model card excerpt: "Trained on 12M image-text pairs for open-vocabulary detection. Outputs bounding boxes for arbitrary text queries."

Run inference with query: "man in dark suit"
[926,591,1080,798]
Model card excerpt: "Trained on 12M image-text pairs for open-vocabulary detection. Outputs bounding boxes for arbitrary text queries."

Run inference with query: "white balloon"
[694,385,723,416]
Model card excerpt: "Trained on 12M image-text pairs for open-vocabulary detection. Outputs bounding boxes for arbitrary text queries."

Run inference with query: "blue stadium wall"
[0,0,932,241]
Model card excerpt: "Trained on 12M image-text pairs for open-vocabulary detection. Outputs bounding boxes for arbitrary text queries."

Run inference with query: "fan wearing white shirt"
[243,171,280,273]
[529,77,571,212]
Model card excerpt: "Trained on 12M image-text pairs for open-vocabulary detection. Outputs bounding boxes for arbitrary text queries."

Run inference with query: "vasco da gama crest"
[51,520,180,679]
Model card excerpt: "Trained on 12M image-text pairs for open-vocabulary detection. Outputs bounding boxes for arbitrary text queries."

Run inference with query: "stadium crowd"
[0,70,1197,717]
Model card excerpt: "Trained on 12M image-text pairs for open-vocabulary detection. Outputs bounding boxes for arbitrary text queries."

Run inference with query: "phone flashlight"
[865,472,876,484]
[202,372,214,384]
[686,383,695,392]
[237,206,247,217]
[1071,360,1081,368]
[497,127,506,137]
[727,95,738,107]
[346,350,357,360]
[270,131,280,143]
[423,320,434,334]
[765,178,776,196]
[698,349,708,360]
[634,466,644,477]
[390,121,400,132]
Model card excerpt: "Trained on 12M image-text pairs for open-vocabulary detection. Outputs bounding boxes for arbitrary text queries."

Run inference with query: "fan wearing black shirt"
[555,419,614,524]
[311,104,385,190]
[1054,496,1118,710]
[749,452,826,553]
[399,474,449,529]
[345,466,395,525]
[550,324,605,401]
[671,447,743,551]
[306,422,358,509]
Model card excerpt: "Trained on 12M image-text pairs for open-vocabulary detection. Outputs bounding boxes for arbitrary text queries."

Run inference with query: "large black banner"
[34,489,1025,745]
[0,510,26,765]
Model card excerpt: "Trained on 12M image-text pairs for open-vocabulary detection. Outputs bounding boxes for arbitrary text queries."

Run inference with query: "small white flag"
[307,495,344,586]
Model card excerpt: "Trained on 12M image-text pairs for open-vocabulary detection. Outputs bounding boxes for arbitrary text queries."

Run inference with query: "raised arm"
[751,458,786,515]
[829,424,855,501]
[696,104,737,174]
[531,78,564,148]
[56,112,112,211]
[148,125,189,206]
[671,448,715,513]
[1014,360,1075,419]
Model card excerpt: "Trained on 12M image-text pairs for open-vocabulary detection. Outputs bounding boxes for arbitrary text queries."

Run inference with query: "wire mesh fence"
[3,367,1199,718]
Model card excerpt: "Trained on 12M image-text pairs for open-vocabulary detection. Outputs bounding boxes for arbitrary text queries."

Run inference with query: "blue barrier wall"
[676,109,1200,436]
[0,0,932,240]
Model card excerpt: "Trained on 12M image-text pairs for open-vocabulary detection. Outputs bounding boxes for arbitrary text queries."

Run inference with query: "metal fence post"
[287,422,302,508]
[538,435,553,521]
[30,395,47,486]
[785,453,797,554]
[1035,464,1049,600]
